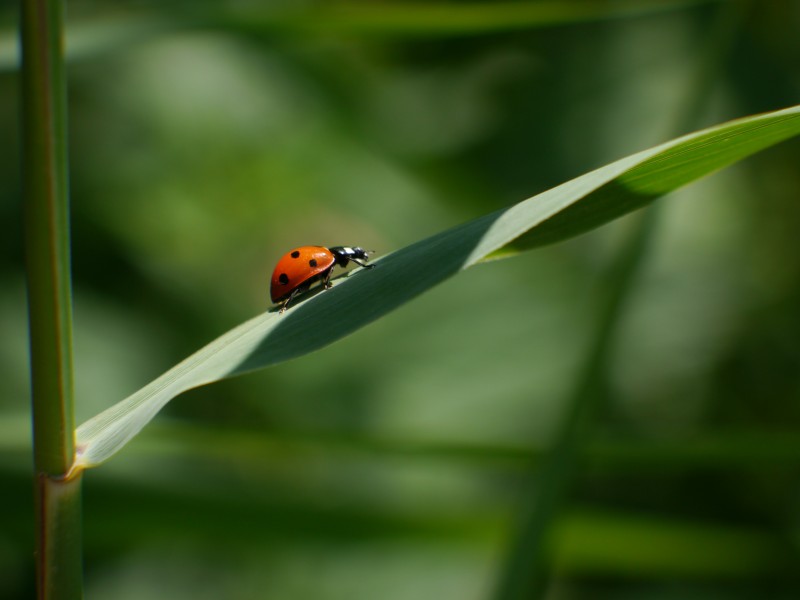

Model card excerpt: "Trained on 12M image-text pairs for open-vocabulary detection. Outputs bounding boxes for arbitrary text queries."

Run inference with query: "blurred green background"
[3,1,800,598]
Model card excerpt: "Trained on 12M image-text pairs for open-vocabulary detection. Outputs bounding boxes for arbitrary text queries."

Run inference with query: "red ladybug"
[270,246,374,312]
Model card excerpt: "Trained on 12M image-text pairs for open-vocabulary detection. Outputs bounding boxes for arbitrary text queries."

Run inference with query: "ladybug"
[270,246,375,312]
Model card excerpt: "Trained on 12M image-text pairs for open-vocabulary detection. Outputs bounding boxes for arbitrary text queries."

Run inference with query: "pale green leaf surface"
[75,105,800,470]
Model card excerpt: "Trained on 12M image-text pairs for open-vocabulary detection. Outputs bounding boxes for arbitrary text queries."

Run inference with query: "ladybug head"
[329,246,375,269]
[330,246,370,260]
[350,247,370,260]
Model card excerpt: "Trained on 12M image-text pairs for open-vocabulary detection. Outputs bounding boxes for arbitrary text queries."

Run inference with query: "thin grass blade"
[75,104,800,470]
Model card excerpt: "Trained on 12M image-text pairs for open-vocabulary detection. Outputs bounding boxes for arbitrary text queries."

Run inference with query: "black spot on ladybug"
[279,273,290,285]
[291,251,300,258]
[309,259,318,267]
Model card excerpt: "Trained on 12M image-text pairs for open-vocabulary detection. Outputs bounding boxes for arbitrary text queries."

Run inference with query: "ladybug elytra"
[270,246,375,312]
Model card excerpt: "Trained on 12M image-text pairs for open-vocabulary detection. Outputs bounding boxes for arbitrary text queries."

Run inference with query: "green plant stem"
[21,0,83,597]
[35,474,83,599]
[493,4,748,599]
[494,208,657,600]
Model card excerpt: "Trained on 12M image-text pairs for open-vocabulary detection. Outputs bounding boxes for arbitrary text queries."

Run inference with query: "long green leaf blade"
[75,104,800,470]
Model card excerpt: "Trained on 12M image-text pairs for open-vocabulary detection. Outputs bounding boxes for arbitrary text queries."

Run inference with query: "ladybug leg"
[321,266,336,290]
[350,258,375,269]
[280,281,313,313]
[279,287,302,313]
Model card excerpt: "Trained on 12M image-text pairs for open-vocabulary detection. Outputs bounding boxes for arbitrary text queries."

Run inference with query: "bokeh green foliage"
[3,1,800,598]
